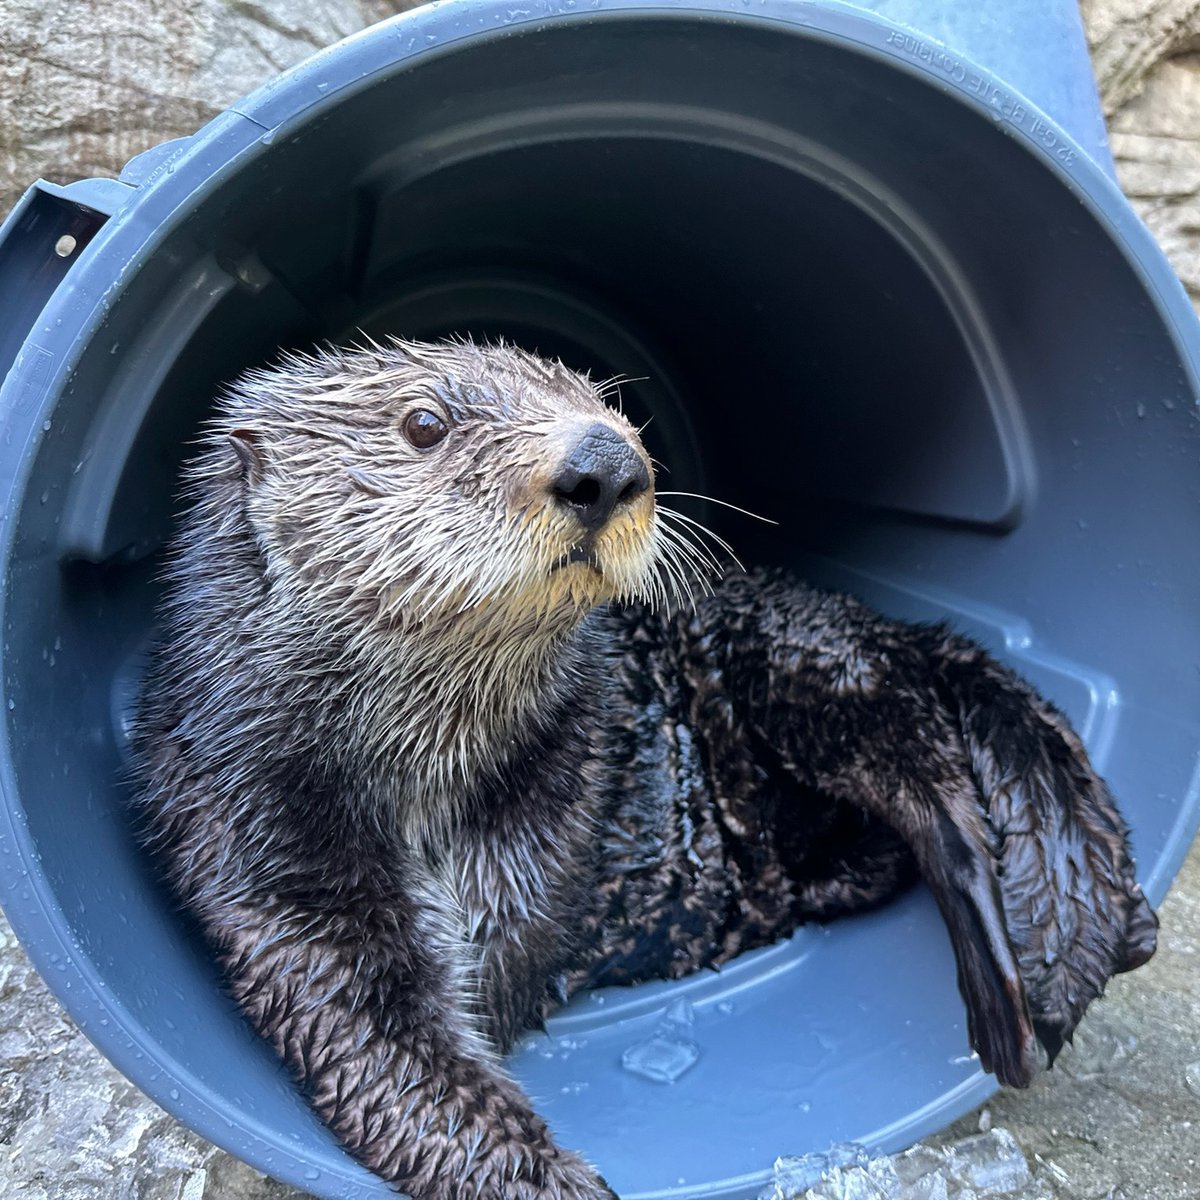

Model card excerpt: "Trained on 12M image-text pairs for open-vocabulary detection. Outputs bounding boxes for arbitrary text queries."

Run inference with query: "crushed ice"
[620,997,701,1083]
[761,1129,1047,1200]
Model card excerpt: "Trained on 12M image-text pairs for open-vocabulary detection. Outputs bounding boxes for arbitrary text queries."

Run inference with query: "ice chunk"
[762,1144,887,1199]
[620,1033,699,1083]
[826,1144,872,1170]
[805,1159,903,1200]
[764,1128,1033,1200]
[761,1144,870,1199]
[662,998,695,1028]
[892,1144,953,1199]
[1185,1059,1200,1100]
[620,997,702,1083]
[945,1129,1031,1194]
[181,1170,208,1200]
[765,1153,830,1198]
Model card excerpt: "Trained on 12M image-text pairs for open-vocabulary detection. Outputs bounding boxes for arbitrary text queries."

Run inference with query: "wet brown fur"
[133,339,1157,1200]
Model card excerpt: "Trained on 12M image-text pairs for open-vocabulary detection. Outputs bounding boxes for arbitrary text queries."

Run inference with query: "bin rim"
[1,2,1198,1196]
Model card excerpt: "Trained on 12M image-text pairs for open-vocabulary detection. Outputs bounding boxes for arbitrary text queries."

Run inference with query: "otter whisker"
[647,555,685,612]
[657,506,745,574]
[648,541,684,607]
[656,522,719,589]
[656,491,777,526]
[651,520,714,608]
[644,529,684,609]
[642,530,674,609]
[594,374,649,414]
[656,509,738,578]
[656,508,718,571]
[658,508,724,561]
[595,372,644,391]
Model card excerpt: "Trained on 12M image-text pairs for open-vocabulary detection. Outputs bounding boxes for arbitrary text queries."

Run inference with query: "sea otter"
[132,338,1157,1200]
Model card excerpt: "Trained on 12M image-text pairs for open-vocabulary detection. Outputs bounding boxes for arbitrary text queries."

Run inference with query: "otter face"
[208,339,683,637]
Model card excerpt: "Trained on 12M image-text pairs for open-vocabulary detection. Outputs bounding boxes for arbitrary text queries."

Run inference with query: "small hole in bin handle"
[54,235,77,258]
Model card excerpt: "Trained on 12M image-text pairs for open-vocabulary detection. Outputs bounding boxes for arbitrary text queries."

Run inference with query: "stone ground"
[2,2,1199,1198]
[926,847,1200,1200]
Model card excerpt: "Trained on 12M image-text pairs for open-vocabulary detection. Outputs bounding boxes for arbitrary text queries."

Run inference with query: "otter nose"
[551,423,651,533]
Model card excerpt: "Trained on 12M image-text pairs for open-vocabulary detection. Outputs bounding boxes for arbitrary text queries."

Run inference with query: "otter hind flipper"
[930,636,1159,1062]
[924,838,1041,1087]
[849,748,1044,1088]
[693,569,1156,1087]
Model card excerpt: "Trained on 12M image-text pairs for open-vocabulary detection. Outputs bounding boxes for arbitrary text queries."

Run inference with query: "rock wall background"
[1086,0,1200,304]
[0,0,416,218]
[1,3,1198,1198]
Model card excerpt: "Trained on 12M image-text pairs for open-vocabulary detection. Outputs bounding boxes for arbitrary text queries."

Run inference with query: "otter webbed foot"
[928,632,1158,1075]
[699,571,1157,1087]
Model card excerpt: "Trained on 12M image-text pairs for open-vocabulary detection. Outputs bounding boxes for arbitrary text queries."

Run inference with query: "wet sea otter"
[133,338,1157,1199]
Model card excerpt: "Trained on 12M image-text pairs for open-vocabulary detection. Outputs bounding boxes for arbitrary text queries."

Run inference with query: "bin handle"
[0,177,134,391]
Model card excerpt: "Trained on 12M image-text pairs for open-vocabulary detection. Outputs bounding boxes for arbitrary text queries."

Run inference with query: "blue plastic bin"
[1,3,1198,1197]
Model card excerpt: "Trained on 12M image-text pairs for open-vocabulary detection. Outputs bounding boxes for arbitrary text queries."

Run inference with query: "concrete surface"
[1,1,1199,1198]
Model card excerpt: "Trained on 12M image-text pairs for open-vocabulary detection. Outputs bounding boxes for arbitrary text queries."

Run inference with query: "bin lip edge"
[1,2,1198,1194]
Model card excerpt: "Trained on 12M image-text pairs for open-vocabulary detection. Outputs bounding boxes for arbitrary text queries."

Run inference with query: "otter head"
[209,338,678,643]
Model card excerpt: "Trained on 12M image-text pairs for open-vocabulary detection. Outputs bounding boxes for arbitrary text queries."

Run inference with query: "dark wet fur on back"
[133,340,1156,1200]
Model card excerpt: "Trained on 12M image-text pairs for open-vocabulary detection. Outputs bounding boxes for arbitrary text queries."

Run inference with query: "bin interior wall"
[4,17,1199,1195]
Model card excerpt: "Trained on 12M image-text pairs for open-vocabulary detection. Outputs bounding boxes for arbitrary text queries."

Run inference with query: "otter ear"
[227,428,265,488]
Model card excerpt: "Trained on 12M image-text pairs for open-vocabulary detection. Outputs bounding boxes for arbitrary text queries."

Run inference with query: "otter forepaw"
[480,1156,616,1200]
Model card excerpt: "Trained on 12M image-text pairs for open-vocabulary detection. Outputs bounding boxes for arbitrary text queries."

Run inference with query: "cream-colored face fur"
[173,338,723,833]
[208,339,701,641]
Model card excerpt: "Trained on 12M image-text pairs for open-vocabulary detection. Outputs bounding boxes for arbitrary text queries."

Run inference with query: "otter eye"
[402,408,448,449]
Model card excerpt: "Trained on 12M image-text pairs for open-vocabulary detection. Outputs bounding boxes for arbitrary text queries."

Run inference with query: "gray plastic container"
[1,2,1198,1197]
